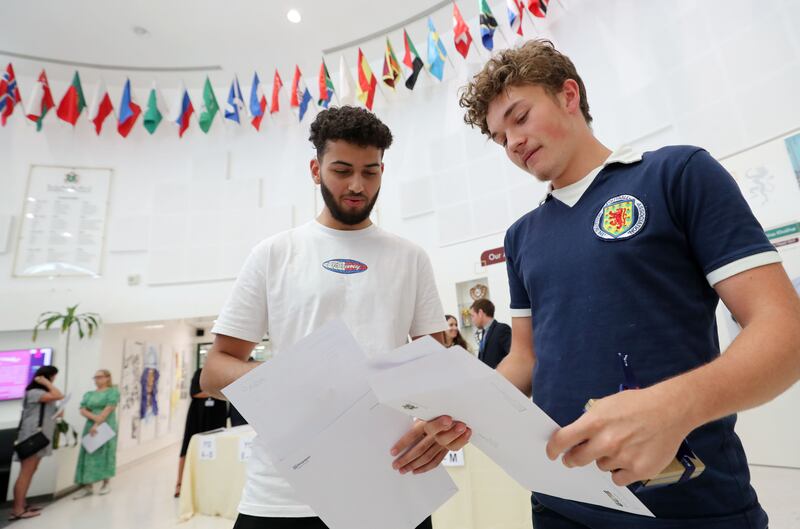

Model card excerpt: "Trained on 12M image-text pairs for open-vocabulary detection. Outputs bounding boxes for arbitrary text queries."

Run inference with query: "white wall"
[1,0,799,467]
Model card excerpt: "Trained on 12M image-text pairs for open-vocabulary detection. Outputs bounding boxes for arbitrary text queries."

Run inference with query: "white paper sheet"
[367,337,654,518]
[222,320,458,529]
[80,422,116,454]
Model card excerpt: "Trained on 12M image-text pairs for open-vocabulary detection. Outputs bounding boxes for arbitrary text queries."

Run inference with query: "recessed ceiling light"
[287,9,301,23]
[132,25,150,37]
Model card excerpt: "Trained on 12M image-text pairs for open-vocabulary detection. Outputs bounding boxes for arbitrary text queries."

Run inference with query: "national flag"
[0,63,22,126]
[224,75,245,124]
[172,83,194,138]
[382,38,402,89]
[25,70,55,131]
[290,66,313,122]
[318,60,335,108]
[528,0,550,18]
[338,56,356,105]
[453,3,473,59]
[402,30,424,90]
[508,0,524,36]
[270,70,283,114]
[143,82,164,134]
[248,73,267,131]
[117,78,141,138]
[356,48,377,111]
[427,18,448,81]
[87,79,114,135]
[479,0,499,51]
[198,77,219,133]
[56,71,86,126]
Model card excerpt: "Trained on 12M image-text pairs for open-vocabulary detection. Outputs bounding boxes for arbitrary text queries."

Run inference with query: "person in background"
[470,299,512,369]
[72,369,120,499]
[10,366,64,521]
[443,314,471,352]
[174,367,228,498]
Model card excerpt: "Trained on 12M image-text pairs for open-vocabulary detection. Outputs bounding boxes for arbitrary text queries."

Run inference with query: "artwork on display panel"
[118,340,144,449]
[719,128,800,230]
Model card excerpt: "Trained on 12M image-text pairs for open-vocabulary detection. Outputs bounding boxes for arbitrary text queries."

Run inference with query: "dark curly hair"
[309,105,393,159]
[459,39,592,137]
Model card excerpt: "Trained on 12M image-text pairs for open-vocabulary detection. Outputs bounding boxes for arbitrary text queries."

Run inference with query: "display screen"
[0,348,53,401]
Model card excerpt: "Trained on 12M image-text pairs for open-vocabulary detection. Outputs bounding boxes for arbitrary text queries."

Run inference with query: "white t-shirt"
[211,220,447,518]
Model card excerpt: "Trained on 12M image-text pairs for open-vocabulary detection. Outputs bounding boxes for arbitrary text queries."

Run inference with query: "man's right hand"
[390,416,472,475]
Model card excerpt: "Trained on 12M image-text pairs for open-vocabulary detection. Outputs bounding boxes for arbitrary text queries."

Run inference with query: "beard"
[320,179,380,226]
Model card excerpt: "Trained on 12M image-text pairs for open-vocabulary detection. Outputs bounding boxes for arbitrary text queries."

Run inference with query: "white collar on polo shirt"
[542,146,643,208]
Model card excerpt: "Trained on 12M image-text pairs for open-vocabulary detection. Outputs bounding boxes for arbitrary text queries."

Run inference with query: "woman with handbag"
[72,369,120,499]
[10,366,63,521]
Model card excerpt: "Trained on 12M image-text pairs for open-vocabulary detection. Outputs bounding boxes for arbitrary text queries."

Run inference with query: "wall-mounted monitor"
[0,348,54,401]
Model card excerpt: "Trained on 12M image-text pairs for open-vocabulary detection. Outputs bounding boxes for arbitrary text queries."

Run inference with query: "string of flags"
[0,0,553,136]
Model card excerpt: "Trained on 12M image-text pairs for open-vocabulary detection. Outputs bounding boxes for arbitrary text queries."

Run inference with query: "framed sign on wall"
[13,165,112,277]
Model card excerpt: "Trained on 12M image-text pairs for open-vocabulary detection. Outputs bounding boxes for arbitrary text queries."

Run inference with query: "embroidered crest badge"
[593,195,646,241]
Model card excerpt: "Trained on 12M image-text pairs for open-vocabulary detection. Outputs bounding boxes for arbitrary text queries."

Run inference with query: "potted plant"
[32,304,101,394]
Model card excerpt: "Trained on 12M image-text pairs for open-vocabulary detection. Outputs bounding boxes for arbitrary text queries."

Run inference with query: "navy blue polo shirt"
[504,146,780,528]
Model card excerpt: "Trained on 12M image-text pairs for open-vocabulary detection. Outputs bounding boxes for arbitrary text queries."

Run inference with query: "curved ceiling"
[0,0,463,83]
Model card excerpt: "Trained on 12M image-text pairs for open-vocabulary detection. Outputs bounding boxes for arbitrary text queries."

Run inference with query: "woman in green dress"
[73,369,119,499]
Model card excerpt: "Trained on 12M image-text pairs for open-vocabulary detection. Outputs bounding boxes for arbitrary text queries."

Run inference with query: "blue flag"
[427,18,447,81]
[298,87,312,122]
[249,72,264,119]
[225,75,245,124]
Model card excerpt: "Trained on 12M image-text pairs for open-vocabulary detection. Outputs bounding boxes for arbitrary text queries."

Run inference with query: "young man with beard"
[395,40,800,528]
[200,106,451,529]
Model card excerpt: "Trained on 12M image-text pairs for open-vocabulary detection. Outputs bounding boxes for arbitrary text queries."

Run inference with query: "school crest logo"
[593,194,646,241]
[322,259,368,274]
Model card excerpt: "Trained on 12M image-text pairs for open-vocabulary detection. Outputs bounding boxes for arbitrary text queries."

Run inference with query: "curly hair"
[459,39,592,136]
[309,105,393,158]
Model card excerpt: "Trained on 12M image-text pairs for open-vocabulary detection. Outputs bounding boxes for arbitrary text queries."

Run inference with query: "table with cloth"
[179,425,256,521]
[180,428,531,528]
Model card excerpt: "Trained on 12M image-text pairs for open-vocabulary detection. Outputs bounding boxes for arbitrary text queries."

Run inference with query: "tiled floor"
[3,444,799,528]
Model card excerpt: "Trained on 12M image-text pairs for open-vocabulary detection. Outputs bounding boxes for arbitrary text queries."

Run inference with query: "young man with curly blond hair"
[398,40,800,529]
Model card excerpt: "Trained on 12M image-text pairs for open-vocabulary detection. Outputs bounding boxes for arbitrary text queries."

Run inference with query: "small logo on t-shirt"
[593,194,647,241]
[322,259,369,274]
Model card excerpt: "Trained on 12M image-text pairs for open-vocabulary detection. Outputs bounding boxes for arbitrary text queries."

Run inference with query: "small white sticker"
[199,437,217,460]
[239,437,254,462]
[441,449,465,467]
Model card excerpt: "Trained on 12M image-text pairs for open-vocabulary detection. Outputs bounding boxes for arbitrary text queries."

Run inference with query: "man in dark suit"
[470,299,511,369]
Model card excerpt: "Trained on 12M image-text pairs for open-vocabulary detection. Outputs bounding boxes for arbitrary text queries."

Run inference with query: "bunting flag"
[507,0,525,36]
[0,63,22,126]
[318,60,335,108]
[402,30,424,91]
[143,82,164,134]
[197,77,219,133]
[290,66,313,122]
[338,56,356,105]
[25,70,55,131]
[382,38,402,89]
[528,0,550,18]
[56,71,86,126]
[427,18,448,81]
[117,78,141,138]
[271,70,283,114]
[224,75,245,124]
[248,72,267,131]
[172,83,194,138]
[88,79,114,135]
[479,0,499,51]
[453,3,473,59]
[356,48,377,111]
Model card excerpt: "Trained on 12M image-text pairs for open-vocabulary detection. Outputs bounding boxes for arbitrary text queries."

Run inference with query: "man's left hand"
[545,387,692,486]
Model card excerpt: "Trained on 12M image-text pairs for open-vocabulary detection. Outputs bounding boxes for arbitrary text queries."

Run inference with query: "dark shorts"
[233,514,433,529]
